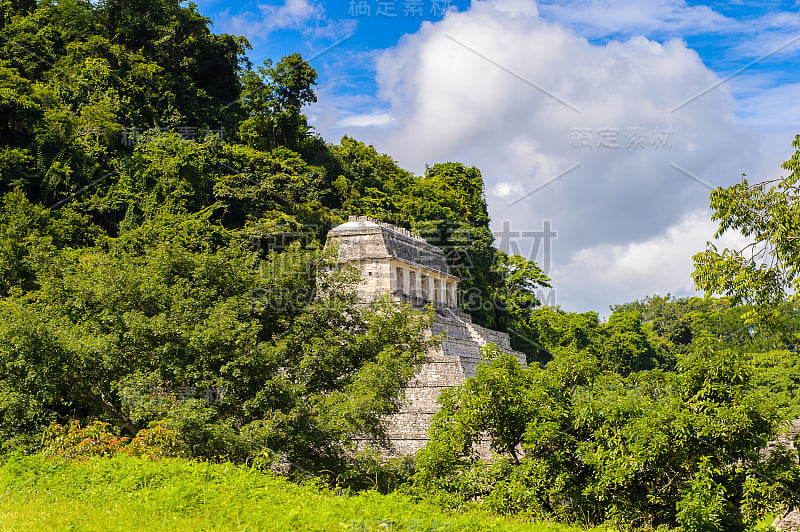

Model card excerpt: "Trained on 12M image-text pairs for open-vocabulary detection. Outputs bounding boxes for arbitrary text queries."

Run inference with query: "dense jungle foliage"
[0,0,551,473]
[1,1,799,530]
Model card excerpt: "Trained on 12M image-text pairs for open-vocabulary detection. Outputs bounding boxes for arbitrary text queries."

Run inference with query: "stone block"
[325,217,528,457]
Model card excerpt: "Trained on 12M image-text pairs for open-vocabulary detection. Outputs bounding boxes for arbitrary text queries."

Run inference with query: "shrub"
[41,420,185,461]
[42,420,128,461]
[124,425,186,459]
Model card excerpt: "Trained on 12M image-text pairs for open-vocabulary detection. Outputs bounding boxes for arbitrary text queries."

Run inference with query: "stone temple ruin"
[769,420,800,532]
[325,216,800,522]
[325,216,527,455]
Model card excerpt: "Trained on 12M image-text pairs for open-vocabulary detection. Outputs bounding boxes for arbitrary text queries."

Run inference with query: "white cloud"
[729,27,800,60]
[552,209,750,313]
[213,0,352,43]
[491,0,539,17]
[337,112,396,127]
[260,0,321,31]
[491,181,525,198]
[536,0,735,39]
[535,0,800,65]
[737,83,800,126]
[312,0,788,311]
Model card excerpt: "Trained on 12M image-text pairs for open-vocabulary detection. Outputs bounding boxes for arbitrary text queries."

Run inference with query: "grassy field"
[0,453,611,532]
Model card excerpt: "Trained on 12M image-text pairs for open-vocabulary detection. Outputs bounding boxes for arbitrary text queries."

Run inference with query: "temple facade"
[325,216,527,456]
[325,216,460,308]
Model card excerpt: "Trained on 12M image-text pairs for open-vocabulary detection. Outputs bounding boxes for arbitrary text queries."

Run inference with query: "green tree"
[328,136,413,216]
[0,230,435,474]
[238,54,317,152]
[751,349,800,418]
[693,134,800,326]
[520,306,663,372]
[0,0,248,202]
[413,346,577,518]
[613,294,700,349]
[413,342,798,529]
[492,252,551,317]
[599,310,659,374]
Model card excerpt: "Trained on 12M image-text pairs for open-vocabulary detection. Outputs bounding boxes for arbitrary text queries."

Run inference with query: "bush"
[334,448,416,493]
[124,425,186,459]
[412,344,800,530]
[41,420,185,461]
[42,420,128,461]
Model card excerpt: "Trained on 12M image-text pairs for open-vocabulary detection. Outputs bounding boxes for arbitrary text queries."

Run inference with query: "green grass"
[0,454,610,532]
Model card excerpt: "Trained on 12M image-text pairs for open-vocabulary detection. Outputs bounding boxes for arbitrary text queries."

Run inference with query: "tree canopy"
[0,0,554,476]
[1,1,799,528]
[694,135,800,326]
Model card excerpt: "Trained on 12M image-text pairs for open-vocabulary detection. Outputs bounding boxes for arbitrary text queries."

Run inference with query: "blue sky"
[195,0,799,313]
[197,0,799,113]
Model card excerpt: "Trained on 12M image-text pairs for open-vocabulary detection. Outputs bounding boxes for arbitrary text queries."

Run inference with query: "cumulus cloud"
[314,0,785,311]
[214,0,353,43]
[552,209,750,313]
[261,0,320,31]
[536,0,735,39]
[337,111,395,127]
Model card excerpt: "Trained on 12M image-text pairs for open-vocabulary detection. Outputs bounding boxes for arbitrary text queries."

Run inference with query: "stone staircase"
[770,420,799,532]
[382,313,526,456]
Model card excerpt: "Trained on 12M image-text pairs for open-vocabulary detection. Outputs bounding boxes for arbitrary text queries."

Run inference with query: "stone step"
[399,387,448,407]
[370,315,527,457]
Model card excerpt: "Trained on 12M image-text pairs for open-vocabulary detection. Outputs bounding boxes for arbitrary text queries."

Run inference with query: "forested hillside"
[0,0,551,472]
[1,1,799,531]
[0,0,548,333]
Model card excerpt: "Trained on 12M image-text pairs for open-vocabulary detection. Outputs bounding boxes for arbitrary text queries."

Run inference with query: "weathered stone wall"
[771,420,800,532]
[325,217,526,457]
[382,311,527,456]
[353,259,392,302]
[326,217,459,307]
[776,511,800,532]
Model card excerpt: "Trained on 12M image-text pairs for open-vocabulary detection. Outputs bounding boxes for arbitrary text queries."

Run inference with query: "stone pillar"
[447,282,457,306]
[409,270,418,299]
[395,266,404,295]
[433,278,441,304]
